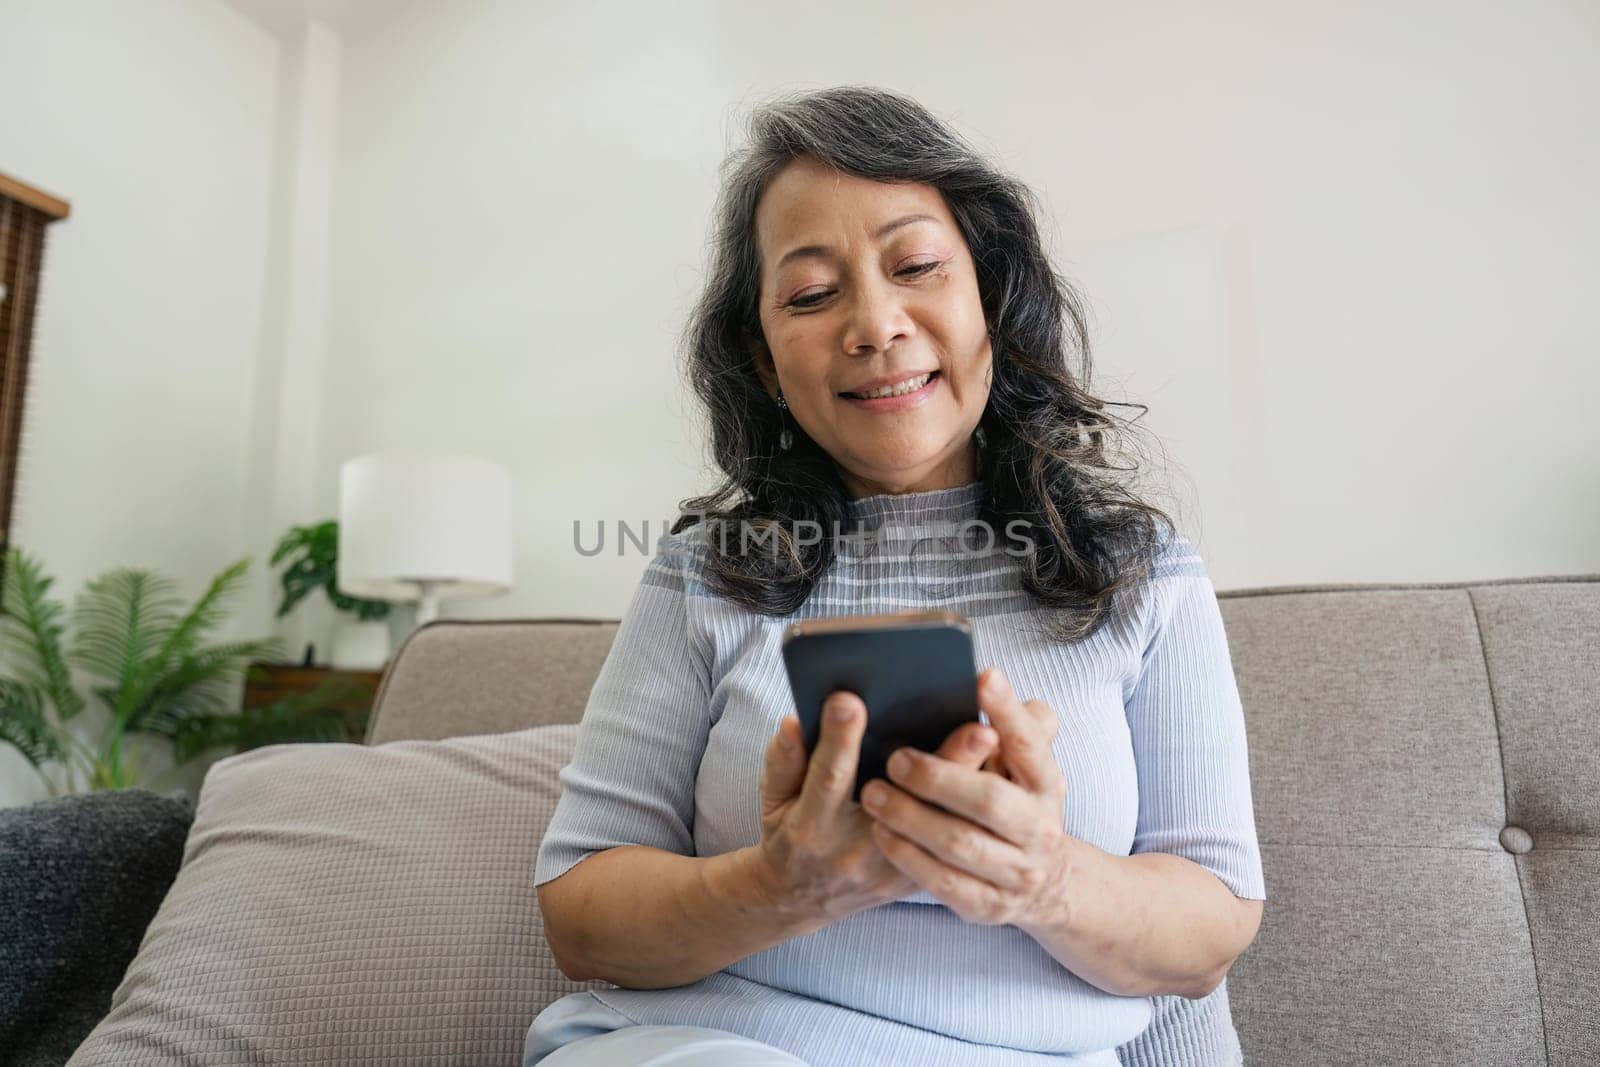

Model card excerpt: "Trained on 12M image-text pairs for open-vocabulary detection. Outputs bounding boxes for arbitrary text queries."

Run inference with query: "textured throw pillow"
[68,726,605,1066]
[0,788,194,1067]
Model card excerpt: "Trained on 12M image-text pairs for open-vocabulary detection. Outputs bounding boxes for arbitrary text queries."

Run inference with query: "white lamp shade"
[337,453,513,603]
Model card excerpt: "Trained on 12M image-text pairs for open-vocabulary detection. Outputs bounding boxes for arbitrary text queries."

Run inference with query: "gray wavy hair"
[671,84,1175,642]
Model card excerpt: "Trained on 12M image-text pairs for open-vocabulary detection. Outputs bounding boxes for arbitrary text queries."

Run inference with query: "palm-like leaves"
[170,675,374,764]
[71,568,188,723]
[0,549,86,722]
[123,642,279,741]
[0,544,337,793]
[0,677,62,768]
[70,557,285,783]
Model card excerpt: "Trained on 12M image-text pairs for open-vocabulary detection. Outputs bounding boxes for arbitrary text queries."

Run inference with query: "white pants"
[524,991,812,1066]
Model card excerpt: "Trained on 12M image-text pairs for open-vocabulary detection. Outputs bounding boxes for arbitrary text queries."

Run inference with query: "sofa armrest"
[365,619,620,744]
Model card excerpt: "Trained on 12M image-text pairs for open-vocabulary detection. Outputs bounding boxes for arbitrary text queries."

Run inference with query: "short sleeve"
[534,530,714,888]
[1123,531,1267,901]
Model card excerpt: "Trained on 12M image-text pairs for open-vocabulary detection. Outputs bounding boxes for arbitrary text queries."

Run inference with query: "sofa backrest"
[365,575,1599,1065]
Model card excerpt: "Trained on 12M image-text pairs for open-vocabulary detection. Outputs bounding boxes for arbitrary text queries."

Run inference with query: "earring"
[974,424,987,450]
[776,391,793,451]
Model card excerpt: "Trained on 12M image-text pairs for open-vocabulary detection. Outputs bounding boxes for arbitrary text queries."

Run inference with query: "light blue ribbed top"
[532,481,1266,1065]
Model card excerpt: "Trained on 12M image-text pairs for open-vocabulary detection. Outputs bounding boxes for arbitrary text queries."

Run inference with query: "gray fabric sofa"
[364,573,1600,1066]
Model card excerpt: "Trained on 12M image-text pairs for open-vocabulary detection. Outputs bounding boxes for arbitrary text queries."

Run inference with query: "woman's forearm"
[538,844,821,989]
[1017,837,1260,999]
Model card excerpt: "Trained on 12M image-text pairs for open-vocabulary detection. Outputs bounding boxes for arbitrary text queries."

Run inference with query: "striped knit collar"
[845,479,985,534]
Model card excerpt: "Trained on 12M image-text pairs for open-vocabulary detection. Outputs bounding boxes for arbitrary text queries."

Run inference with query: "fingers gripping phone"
[780,610,981,804]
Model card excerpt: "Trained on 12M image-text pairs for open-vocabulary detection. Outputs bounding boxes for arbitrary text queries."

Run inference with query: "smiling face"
[749,157,993,499]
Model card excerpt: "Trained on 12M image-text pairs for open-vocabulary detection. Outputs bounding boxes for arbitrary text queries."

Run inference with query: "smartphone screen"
[780,611,980,803]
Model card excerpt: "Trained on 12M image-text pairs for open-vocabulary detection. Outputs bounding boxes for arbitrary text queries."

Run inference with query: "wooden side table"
[242,662,387,741]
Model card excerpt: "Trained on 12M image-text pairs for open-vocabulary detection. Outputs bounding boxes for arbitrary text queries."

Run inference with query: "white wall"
[320,0,1599,622]
[4,0,1597,804]
[240,17,347,673]
[0,0,281,806]
[322,0,734,619]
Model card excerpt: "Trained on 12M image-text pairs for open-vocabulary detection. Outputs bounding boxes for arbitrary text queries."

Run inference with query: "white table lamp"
[337,453,514,629]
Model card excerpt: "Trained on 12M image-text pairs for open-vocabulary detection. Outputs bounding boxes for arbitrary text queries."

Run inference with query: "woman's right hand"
[753,690,1000,930]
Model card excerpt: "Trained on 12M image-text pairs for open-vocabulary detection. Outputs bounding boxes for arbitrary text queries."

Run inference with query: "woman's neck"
[837,444,979,501]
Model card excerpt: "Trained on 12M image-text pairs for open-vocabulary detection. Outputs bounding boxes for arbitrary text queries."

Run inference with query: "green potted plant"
[0,545,292,795]
[270,519,393,669]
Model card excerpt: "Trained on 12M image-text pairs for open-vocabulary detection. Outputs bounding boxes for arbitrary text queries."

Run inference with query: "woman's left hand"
[859,665,1074,928]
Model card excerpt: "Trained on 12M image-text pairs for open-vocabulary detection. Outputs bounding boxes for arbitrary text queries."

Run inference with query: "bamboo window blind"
[0,172,70,564]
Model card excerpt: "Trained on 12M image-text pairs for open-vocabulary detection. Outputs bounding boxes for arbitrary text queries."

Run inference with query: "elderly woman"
[525,86,1265,1067]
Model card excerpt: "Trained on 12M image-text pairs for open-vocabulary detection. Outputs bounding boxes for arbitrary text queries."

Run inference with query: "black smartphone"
[780,610,980,803]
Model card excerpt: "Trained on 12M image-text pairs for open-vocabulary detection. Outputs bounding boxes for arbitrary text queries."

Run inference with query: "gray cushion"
[68,727,604,1065]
